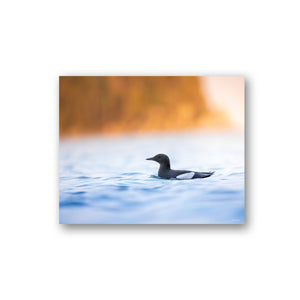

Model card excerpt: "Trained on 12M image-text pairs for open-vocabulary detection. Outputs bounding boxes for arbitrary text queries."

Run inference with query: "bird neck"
[159,162,170,170]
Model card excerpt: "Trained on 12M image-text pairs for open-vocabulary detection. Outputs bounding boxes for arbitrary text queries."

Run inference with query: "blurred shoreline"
[59,76,243,139]
[59,126,243,141]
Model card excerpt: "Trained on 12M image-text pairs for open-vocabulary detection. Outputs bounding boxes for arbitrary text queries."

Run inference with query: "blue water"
[59,131,244,224]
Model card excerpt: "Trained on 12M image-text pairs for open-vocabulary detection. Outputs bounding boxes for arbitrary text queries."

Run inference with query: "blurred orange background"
[59,76,244,137]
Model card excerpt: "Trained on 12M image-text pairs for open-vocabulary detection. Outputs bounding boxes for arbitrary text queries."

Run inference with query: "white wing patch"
[176,172,195,180]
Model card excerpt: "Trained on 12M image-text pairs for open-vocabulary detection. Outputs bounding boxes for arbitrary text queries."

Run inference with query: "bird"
[146,153,214,180]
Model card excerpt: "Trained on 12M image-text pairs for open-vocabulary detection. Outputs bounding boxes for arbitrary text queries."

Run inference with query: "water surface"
[59,131,244,224]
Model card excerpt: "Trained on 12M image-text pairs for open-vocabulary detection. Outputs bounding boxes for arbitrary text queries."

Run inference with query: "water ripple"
[59,132,244,224]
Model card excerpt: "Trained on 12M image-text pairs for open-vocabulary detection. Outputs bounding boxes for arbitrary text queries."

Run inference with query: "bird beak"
[146,157,154,161]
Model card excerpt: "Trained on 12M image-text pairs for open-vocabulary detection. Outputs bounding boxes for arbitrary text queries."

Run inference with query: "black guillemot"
[146,153,214,180]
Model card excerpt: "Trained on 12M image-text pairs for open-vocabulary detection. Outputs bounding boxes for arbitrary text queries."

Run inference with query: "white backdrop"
[1,1,299,299]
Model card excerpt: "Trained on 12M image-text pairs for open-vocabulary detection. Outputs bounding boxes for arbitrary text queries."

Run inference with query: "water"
[59,131,244,224]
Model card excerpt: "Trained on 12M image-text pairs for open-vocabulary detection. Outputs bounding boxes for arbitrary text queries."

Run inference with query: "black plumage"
[146,154,214,180]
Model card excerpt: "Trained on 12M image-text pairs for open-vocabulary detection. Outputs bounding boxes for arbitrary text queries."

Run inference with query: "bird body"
[146,154,214,180]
